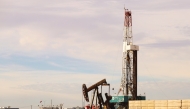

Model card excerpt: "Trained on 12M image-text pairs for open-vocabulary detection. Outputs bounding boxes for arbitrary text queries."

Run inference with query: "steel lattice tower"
[118,9,139,100]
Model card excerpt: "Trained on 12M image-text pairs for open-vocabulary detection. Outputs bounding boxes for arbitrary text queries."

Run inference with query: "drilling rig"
[109,9,145,109]
[118,8,138,99]
[82,9,145,109]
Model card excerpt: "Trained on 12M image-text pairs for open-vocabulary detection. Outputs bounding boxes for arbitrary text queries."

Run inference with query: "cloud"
[0,0,123,64]
[138,81,190,100]
[140,39,190,48]
[1,70,190,108]
[1,0,190,64]
[0,70,120,108]
[1,0,190,108]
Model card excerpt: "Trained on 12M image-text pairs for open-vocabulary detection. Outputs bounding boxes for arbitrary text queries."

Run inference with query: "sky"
[1,0,190,108]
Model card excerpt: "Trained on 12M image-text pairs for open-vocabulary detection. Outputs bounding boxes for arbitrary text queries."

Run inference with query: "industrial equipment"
[82,79,113,109]
[110,8,145,109]
[118,8,138,98]
[82,9,145,109]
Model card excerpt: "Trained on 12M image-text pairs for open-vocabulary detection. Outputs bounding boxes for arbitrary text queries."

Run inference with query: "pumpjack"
[82,79,113,109]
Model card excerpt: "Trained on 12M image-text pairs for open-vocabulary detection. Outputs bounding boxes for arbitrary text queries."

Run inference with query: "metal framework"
[82,79,112,109]
[118,9,139,100]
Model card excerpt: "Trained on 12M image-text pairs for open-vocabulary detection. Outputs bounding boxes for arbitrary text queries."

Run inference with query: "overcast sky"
[1,0,190,108]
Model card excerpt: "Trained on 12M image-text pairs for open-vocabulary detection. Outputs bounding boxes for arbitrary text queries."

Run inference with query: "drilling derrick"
[118,9,139,100]
[83,9,145,109]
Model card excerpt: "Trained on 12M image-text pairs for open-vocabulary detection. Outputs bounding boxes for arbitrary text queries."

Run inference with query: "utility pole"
[44,100,46,107]
[51,99,52,108]
[31,105,32,109]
